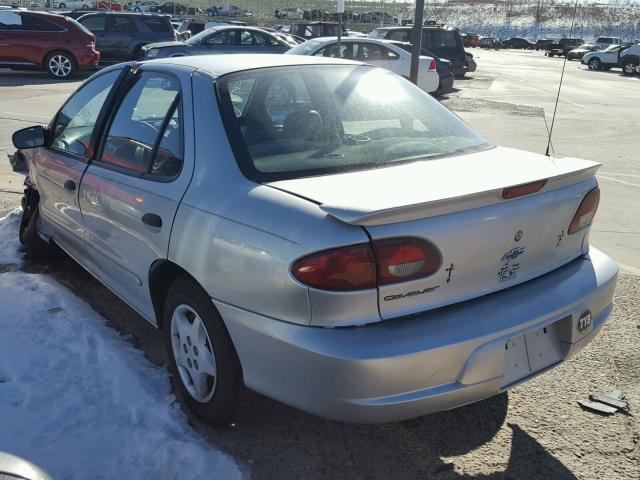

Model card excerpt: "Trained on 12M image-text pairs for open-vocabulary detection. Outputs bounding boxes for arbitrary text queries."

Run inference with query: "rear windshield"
[216,65,490,181]
[140,16,170,32]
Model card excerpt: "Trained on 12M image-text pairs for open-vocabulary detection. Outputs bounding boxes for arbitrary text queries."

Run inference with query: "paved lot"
[0,51,638,479]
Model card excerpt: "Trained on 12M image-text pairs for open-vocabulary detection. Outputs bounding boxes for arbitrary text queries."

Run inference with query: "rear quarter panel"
[168,71,374,325]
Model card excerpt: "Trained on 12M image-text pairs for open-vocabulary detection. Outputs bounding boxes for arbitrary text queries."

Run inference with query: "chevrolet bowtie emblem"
[501,246,527,262]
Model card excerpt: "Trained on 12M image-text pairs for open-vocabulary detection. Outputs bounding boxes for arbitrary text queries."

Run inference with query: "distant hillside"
[413,2,640,41]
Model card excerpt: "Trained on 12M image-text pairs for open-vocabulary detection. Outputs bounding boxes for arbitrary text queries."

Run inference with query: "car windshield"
[216,65,490,181]
[604,45,619,51]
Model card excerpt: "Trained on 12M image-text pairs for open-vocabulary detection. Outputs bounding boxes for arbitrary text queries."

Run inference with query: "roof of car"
[144,54,361,77]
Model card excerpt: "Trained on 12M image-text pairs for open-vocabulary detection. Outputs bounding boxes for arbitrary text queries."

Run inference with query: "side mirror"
[12,125,46,149]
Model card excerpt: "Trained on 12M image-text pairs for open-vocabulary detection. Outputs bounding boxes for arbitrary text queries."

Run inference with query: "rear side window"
[101,73,182,178]
[107,15,137,33]
[386,30,410,42]
[80,15,105,32]
[20,14,64,32]
[51,70,121,159]
[0,11,22,29]
[140,16,170,33]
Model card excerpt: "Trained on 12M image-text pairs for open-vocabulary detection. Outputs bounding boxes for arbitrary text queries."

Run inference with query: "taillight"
[292,238,442,291]
[502,179,547,199]
[292,244,376,291]
[428,58,437,71]
[375,238,441,285]
[568,187,600,234]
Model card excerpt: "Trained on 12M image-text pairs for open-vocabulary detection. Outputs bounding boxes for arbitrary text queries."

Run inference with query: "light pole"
[409,0,425,85]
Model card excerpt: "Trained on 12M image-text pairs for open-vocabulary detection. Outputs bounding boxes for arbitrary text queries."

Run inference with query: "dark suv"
[0,9,99,79]
[77,11,174,62]
[368,24,467,77]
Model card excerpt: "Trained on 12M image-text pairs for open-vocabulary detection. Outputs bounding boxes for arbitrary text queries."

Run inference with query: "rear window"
[140,16,170,32]
[217,65,490,181]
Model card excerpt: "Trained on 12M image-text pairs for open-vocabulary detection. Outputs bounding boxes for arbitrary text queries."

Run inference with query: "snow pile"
[0,209,23,265]
[404,2,640,41]
[0,213,243,479]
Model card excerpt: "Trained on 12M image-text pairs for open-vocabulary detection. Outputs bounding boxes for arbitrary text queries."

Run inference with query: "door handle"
[142,213,162,228]
[64,180,76,191]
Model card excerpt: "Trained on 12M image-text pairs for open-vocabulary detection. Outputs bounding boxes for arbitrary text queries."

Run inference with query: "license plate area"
[503,319,565,387]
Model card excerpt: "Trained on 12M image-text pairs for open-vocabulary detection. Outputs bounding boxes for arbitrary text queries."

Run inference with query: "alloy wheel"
[170,304,217,403]
[49,55,72,78]
[624,63,636,74]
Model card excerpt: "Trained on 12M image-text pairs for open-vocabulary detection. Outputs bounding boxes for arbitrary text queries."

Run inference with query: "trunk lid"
[269,146,601,319]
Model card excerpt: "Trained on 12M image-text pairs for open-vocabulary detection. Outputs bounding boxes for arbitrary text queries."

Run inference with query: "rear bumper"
[77,50,100,68]
[217,248,618,423]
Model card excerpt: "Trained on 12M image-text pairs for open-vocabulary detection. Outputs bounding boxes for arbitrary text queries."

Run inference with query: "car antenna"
[545,0,580,157]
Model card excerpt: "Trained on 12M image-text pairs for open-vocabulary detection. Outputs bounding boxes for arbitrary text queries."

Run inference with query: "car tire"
[548,52,554,57]
[44,51,76,80]
[622,60,637,76]
[134,6,140,11]
[163,277,252,427]
[588,57,601,70]
[58,2,65,6]
[19,189,53,257]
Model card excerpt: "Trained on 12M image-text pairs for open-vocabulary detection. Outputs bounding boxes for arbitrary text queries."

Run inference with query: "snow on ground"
[0,209,23,265]
[0,215,243,479]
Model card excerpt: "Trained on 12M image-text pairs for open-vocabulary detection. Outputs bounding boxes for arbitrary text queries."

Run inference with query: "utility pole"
[337,0,344,55]
[409,0,425,84]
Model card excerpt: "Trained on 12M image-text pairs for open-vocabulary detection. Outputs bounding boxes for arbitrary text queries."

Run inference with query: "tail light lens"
[292,238,442,291]
[568,187,600,234]
[428,58,437,71]
[502,179,547,199]
[292,244,376,291]
[375,238,441,285]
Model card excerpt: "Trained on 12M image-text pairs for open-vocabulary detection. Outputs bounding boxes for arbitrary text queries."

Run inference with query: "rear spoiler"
[320,160,600,226]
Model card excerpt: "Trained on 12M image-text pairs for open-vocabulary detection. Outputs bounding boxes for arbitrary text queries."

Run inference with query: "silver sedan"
[11,55,617,426]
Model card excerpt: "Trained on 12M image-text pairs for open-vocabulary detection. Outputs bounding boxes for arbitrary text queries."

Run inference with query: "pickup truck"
[546,38,584,57]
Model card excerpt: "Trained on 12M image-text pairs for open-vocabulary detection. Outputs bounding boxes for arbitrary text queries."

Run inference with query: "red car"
[95,1,124,11]
[0,9,99,79]
[462,34,480,48]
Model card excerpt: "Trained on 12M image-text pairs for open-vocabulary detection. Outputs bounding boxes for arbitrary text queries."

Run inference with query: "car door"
[353,42,391,69]
[0,11,36,64]
[79,67,194,321]
[32,69,123,258]
[105,14,138,61]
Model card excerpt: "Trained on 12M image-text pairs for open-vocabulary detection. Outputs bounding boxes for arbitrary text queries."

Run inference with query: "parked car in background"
[331,10,360,22]
[12,54,617,427]
[360,10,395,24]
[175,19,227,37]
[150,2,198,14]
[303,9,330,20]
[534,38,555,50]
[140,25,292,59]
[285,37,440,94]
[547,38,584,57]
[594,36,623,49]
[127,1,159,12]
[274,7,302,20]
[566,43,600,60]
[52,0,90,8]
[214,4,248,17]
[387,40,454,95]
[465,51,476,73]
[462,33,479,48]
[502,37,534,49]
[479,36,499,49]
[288,21,346,40]
[582,43,632,70]
[346,29,367,38]
[60,8,102,18]
[0,8,99,78]
[619,43,640,75]
[369,24,467,77]
[77,11,174,62]
[95,1,124,11]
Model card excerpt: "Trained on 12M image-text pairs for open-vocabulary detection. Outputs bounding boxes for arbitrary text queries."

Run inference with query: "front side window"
[51,70,120,158]
[101,73,182,177]
[217,65,490,181]
[202,29,236,46]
